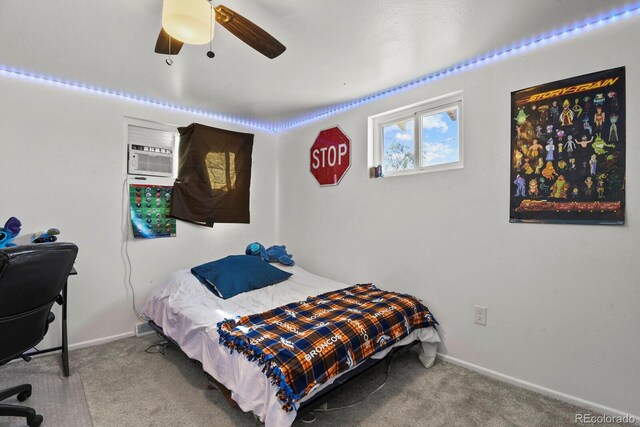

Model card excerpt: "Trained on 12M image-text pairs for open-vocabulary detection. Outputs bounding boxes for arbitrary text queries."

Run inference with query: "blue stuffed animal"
[32,228,60,243]
[245,242,268,261]
[245,242,294,266]
[0,217,22,248]
[266,245,294,266]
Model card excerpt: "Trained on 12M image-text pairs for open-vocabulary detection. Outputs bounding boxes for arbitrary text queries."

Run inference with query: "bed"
[142,264,440,426]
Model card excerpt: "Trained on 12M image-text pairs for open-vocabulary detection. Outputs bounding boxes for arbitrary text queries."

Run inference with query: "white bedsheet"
[142,265,440,427]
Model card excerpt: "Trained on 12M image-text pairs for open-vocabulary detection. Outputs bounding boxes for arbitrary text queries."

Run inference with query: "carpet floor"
[1,335,628,426]
[0,356,92,427]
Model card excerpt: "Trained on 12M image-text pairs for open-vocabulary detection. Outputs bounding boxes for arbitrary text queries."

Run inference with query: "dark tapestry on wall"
[510,67,625,224]
[170,123,254,227]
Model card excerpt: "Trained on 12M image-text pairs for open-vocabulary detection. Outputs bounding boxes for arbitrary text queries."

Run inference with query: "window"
[205,152,237,191]
[369,91,463,176]
[170,123,253,226]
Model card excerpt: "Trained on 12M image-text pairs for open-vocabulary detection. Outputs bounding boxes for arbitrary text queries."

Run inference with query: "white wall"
[276,18,639,417]
[1,11,637,420]
[0,78,278,348]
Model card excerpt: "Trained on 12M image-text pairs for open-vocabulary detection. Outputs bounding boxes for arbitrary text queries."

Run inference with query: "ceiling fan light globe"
[162,0,215,45]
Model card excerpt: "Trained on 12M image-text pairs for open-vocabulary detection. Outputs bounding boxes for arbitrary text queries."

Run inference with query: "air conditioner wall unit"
[127,144,174,177]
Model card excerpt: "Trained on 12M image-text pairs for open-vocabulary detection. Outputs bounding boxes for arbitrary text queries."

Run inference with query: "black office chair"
[0,243,78,427]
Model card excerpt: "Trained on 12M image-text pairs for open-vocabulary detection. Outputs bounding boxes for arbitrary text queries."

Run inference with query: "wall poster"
[130,184,176,238]
[510,67,625,224]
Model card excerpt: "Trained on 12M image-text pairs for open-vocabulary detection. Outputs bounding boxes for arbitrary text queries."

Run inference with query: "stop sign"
[310,126,351,186]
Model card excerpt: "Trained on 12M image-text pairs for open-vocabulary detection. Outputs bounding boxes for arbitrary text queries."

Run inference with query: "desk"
[13,267,76,376]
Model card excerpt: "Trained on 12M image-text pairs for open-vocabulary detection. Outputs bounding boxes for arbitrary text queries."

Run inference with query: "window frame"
[368,91,464,177]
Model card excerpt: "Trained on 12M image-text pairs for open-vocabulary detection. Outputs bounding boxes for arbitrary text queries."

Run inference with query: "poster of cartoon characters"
[510,67,625,224]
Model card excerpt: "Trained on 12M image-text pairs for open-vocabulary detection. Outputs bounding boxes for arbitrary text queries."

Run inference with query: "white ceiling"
[1,0,637,124]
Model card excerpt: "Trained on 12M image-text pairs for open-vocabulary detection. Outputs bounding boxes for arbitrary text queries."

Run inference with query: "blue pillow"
[191,255,292,299]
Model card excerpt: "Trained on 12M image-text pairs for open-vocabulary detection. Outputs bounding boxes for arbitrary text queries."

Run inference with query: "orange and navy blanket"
[217,284,437,412]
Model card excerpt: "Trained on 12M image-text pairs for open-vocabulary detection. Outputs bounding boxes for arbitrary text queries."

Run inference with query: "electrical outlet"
[135,321,154,337]
[473,305,487,326]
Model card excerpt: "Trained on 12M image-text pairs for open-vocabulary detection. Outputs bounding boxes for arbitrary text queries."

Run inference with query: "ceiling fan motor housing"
[162,0,215,45]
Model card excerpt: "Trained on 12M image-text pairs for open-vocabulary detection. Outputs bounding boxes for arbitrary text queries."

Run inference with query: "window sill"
[374,162,464,178]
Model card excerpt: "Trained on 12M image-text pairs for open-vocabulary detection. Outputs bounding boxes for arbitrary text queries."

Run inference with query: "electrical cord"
[121,176,147,322]
[311,355,393,414]
[144,340,170,355]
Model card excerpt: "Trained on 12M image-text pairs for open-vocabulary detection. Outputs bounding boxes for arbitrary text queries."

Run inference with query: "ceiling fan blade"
[154,28,184,55]
[214,4,286,59]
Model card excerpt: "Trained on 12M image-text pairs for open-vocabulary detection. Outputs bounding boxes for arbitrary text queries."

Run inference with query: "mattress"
[142,265,440,427]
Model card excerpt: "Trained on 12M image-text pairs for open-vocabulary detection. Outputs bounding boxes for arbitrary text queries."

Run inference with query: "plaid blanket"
[217,284,438,412]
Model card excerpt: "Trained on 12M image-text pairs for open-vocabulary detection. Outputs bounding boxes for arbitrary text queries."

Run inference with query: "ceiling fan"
[154,0,286,62]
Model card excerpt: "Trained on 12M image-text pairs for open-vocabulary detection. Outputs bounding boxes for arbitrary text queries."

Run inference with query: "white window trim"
[368,91,464,177]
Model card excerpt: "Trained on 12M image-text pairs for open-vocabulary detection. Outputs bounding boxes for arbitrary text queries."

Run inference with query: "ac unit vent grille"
[127,124,176,178]
[136,153,173,174]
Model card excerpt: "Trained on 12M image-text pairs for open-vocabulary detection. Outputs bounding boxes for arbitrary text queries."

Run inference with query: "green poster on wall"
[130,184,176,238]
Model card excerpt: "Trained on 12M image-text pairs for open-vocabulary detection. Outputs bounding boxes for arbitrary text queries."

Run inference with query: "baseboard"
[437,353,640,425]
[3,331,136,366]
[68,331,135,351]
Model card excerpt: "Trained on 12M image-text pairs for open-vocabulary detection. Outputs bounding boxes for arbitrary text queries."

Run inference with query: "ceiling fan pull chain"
[166,36,173,66]
[207,4,215,59]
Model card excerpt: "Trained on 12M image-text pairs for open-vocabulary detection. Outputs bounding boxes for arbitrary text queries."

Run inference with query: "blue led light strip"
[0,65,277,133]
[1,2,638,134]
[276,2,640,132]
